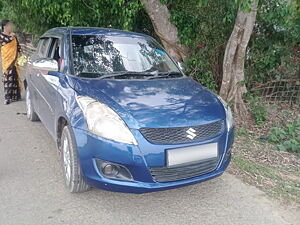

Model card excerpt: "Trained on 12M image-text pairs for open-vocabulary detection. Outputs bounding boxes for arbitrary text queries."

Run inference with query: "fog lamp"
[103,164,119,176]
[96,159,133,181]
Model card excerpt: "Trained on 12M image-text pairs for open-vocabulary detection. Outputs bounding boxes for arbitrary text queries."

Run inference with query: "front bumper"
[72,127,234,193]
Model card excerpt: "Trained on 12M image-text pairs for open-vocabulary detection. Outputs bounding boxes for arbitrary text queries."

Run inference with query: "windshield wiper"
[77,71,183,80]
[77,72,105,78]
[147,71,183,80]
[77,71,155,79]
[98,71,156,80]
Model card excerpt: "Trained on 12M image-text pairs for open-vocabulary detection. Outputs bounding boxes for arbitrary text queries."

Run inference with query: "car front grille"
[140,120,224,144]
[150,157,219,183]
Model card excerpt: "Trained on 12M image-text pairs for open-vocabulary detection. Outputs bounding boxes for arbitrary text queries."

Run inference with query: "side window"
[35,40,43,53]
[47,38,60,61]
[47,38,63,71]
[37,38,50,57]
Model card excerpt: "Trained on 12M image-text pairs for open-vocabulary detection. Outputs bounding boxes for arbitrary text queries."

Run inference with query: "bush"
[246,0,300,88]
[246,94,268,125]
[269,118,300,154]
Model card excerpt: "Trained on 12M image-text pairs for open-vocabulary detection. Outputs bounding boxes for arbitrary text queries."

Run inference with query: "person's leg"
[3,72,11,104]
[16,75,21,101]
[9,66,20,102]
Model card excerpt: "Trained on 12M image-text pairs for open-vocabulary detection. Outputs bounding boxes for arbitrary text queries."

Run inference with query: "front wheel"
[61,125,90,193]
[26,87,39,121]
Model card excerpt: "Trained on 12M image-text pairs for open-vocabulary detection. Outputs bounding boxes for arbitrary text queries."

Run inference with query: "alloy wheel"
[63,136,71,183]
[26,89,32,119]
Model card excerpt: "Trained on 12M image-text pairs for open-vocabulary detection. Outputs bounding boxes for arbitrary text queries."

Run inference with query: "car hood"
[67,77,225,129]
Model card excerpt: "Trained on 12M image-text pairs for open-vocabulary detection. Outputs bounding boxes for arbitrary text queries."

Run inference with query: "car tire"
[61,125,90,193]
[26,87,39,121]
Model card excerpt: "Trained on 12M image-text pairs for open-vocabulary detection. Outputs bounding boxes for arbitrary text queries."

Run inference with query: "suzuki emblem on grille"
[186,128,197,139]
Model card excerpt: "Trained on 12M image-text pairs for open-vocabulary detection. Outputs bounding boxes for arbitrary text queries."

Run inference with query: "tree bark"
[140,0,189,62]
[220,1,258,121]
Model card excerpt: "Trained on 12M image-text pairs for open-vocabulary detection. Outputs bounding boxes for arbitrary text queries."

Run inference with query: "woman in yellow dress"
[0,20,22,105]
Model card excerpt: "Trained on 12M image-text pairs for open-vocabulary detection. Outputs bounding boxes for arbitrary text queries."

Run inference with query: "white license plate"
[167,143,218,166]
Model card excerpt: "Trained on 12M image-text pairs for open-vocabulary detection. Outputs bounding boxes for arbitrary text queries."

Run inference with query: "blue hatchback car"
[24,27,234,193]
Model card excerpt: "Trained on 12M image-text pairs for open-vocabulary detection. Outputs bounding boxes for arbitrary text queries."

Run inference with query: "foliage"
[246,0,300,88]
[0,0,236,91]
[0,0,144,35]
[162,0,300,92]
[0,0,299,94]
[269,118,300,154]
[160,0,237,92]
[245,94,268,125]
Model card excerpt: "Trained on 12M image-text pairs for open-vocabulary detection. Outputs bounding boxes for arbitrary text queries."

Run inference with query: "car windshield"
[71,34,182,79]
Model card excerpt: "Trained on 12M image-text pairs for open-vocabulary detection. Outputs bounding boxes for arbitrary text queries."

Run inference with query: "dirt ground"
[229,103,300,206]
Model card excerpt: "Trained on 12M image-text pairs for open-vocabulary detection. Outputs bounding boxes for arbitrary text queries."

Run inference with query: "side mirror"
[33,58,58,72]
[177,61,186,73]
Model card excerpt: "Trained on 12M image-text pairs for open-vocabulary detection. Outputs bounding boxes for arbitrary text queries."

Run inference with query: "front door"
[29,37,51,119]
[34,38,62,138]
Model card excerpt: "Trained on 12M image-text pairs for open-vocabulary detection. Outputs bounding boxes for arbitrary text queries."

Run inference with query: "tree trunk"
[220,1,258,121]
[140,0,189,62]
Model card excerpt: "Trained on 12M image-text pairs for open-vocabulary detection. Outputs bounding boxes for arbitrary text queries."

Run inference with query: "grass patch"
[269,182,300,203]
[229,135,300,205]
[232,157,282,181]
[236,127,250,136]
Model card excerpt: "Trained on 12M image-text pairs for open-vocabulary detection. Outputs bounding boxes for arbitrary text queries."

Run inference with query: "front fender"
[54,75,88,142]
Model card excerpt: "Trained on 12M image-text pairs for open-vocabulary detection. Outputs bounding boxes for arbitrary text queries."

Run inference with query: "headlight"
[217,96,234,131]
[76,96,137,145]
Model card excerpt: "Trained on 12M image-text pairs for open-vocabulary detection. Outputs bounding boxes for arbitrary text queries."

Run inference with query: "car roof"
[42,27,152,39]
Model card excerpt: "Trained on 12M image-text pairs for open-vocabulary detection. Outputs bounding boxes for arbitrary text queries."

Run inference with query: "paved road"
[0,90,299,225]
